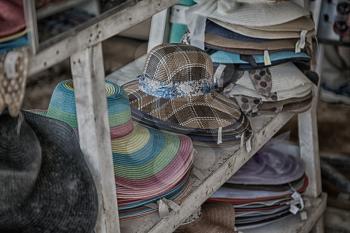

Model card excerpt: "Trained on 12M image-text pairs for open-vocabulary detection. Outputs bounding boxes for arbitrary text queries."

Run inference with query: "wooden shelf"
[118,112,295,233]
[37,0,86,19]
[107,57,314,233]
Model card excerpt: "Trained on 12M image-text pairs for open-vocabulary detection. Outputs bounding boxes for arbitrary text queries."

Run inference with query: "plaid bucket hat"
[0,111,98,233]
[123,44,249,137]
[45,80,194,217]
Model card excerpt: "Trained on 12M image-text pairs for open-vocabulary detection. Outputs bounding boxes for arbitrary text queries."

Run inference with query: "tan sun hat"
[209,16,315,39]
[186,0,310,49]
[189,0,309,27]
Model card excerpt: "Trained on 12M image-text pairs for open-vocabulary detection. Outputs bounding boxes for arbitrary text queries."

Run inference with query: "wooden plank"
[71,43,120,233]
[37,0,87,19]
[298,90,322,198]
[23,0,40,54]
[243,193,327,233]
[29,0,177,76]
[148,8,171,52]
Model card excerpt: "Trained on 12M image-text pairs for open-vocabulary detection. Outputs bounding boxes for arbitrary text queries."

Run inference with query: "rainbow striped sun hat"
[46,80,133,138]
[46,80,194,209]
[108,83,194,202]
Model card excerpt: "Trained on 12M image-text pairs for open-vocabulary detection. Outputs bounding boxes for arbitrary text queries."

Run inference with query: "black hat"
[0,111,98,233]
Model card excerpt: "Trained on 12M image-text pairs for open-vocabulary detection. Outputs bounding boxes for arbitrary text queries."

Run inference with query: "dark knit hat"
[0,111,98,233]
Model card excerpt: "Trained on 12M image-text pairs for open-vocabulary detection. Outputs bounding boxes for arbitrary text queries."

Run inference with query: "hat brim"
[130,107,251,142]
[113,124,193,200]
[206,33,298,51]
[0,111,98,233]
[208,1,309,27]
[123,80,247,132]
[209,17,315,39]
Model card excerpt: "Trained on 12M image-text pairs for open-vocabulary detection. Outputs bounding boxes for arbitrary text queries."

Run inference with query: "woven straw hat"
[46,80,134,137]
[123,44,247,132]
[209,175,308,204]
[210,50,310,69]
[0,111,98,232]
[209,16,315,39]
[223,63,313,115]
[0,0,25,38]
[189,0,309,27]
[227,145,304,185]
[46,80,194,216]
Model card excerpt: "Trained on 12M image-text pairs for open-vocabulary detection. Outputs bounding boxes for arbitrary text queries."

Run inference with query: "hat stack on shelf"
[45,80,194,219]
[123,43,251,144]
[183,0,316,116]
[207,140,308,229]
[0,0,28,54]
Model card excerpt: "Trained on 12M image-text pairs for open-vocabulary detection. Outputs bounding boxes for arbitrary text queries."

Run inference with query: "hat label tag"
[170,5,188,25]
[158,198,181,218]
[263,50,272,66]
[240,132,253,155]
[213,64,226,88]
[217,127,223,144]
[246,136,252,153]
[288,190,305,215]
[4,51,20,79]
[295,30,307,53]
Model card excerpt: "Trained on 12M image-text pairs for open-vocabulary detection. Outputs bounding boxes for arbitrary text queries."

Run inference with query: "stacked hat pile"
[45,80,194,219]
[207,140,308,229]
[123,43,251,144]
[0,0,28,54]
[183,0,316,115]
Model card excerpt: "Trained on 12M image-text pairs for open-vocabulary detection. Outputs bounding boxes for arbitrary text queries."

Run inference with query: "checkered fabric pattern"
[123,43,249,130]
[124,80,244,130]
[143,44,213,83]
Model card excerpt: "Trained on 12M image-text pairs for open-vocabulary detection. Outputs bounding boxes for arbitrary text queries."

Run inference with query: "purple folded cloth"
[227,146,304,185]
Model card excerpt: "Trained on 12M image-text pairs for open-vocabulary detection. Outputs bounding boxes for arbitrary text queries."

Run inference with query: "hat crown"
[47,80,132,132]
[139,44,214,99]
[0,113,41,213]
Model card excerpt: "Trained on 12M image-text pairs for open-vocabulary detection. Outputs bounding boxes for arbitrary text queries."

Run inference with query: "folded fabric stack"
[207,141,308,229]
[183,0,316,115]
[123,43,251,144]
[45,80,194,219]
[0,0,28,54]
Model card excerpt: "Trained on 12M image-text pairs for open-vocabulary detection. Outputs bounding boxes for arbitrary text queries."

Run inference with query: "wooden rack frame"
[23,1,326,232]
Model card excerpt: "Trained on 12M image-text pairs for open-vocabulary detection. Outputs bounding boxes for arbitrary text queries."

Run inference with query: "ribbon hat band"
[139,74,215,99]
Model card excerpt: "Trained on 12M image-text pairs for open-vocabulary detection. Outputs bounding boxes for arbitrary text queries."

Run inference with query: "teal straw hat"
[46,80,133,138]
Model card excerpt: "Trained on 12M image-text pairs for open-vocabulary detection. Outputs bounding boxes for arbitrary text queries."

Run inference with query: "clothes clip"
[217,127,223,144]
[263,50,272,66]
